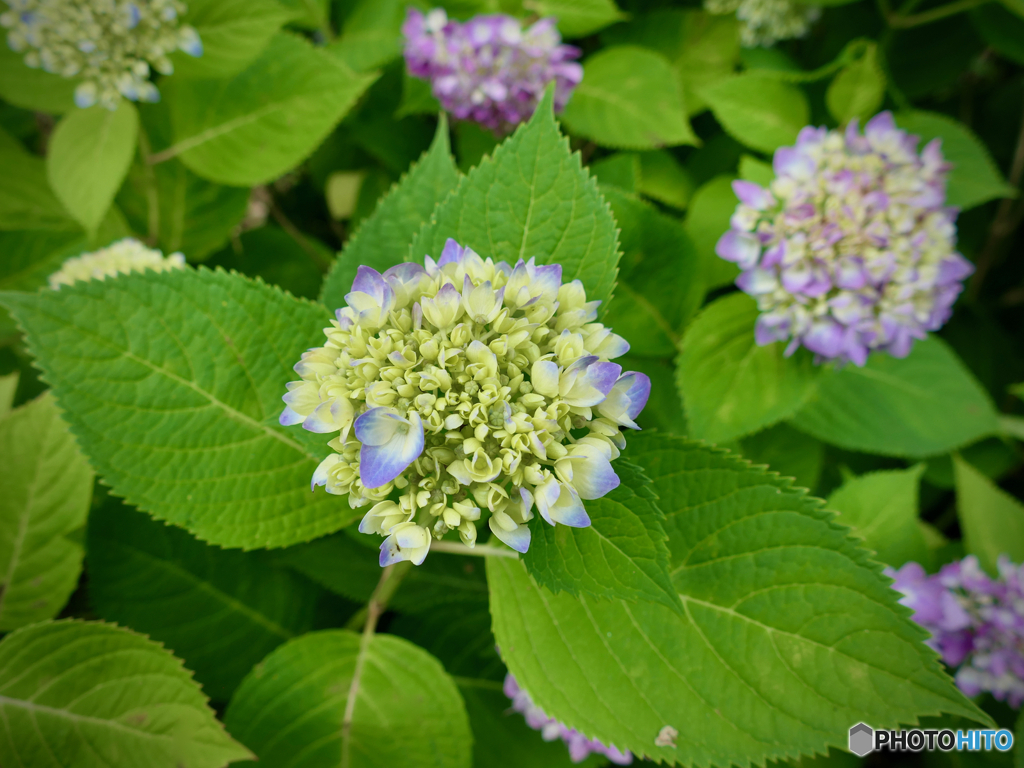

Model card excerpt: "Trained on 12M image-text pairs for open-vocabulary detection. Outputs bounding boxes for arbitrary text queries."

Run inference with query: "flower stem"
[342,560,412,631]
[430,540,520,558]
[888,0,990,27]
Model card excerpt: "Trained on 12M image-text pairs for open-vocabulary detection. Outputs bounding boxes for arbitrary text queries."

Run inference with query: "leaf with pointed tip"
[0,620,252,768]
[321,117,461,310]
[955,456,1024,575]
[0,267,358,550]
[0,392,92,631]
[409,88,620,313]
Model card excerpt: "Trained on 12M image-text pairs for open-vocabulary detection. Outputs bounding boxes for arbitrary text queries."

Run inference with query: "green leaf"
[321,117,460,310]
[0,44,78,114]
[490,433,990,766]
[590,153,640,192]
[740,423,825,491]
[738,154,774,186]
[0,619,252,767]
[698,74,809,153]
[172,0,296,79]
[224,630,472,768]
[827,465,930,569]
[562,46,698,150]
[826,43,886,126]
[87,499,321,701]
[897,111,1018,210]
[998,0,1024,18]
[955,456,1024,575]
[0,393,92,630]
[526,0,627,37]
[330,0,407,72]
[970,4,1024,66]
[397,71,442,118]
[165,32,378,186]
[207,226,330,300]
[524,461,681,613]
[0,372,17,415]
[684,175,741,290]
[637,149,695,209]
[46,102,139,234]
[0,128,75,231]
[678,293,818,443]
[790,337,1000,458]
[620,354,687,433]
[0,267,359,549]
[410,89,621,313]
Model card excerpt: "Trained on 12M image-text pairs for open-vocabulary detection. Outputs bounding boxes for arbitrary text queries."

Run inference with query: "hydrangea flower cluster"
[715,112,974,365]
[504,673,633,764]
[1,0,203,110]
[280,240,650,567]
[402,8,582,135]
[705,0,820,47]
[889,557,1024,707]
[48,237,185,289]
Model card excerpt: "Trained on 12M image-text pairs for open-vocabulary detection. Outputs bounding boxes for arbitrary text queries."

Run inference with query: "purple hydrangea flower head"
[280,241,649,566]
[402,8,582,135]
[504,673,633,764]
[888,556,1024,706]
[716,112,974,366]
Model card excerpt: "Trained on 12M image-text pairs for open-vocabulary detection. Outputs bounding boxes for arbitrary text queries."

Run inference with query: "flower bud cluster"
[280,240,650,567]
[1,0,203,109]
[48,237,185,289]
[705,0,819,47]
[889,556,1024,707]
[402,8,582,135]
[504,673,633,764]
[716,112,973,365]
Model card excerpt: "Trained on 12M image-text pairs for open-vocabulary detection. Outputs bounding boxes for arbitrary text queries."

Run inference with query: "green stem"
[136,127,161,246]
[430,540,520,558]
[888,0,990,27]
[342,560,412,631]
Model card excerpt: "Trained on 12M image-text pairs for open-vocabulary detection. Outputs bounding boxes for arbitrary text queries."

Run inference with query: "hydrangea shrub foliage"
[0,0,1023,767]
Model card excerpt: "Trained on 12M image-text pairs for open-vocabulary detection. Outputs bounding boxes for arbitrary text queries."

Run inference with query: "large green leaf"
[740,423,825,492]
[46,102,139,234]
[562,46,698,150]
[0,267,358,549]
[0,620,252,768]
[88,500,322,701]
[955,456,1024,574]
[409,89,620,313]
[0,393,93,631]
[826,42,886,125]
[527,0,627,37]
[165,32,377,186]
[684,175,741,290]
[329,0,407,72]
[790,337,1000,458]
[678,293,818,443]
[489,434,989,766]
[0,128,75,232]
[0,43,78,113]
[321,117,461,310]
[224,630,472,768]
[524,461,681,613]
[698,74,809,153]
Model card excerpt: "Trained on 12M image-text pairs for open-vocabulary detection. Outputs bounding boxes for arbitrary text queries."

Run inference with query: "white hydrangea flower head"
[48,237,185,289]
[705,0,820,47]
[280,240,652,567]
[1,0,203,109]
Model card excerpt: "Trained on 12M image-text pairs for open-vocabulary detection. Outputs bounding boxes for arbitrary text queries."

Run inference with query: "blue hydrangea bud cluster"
[279,241,650,567]
[504,673,633,764]
[1,0,203,109]
[47,237,185,289]
[402,8,582,135]
[705,0,820,47]
[889,557,1024,707]
[716,112,974,366]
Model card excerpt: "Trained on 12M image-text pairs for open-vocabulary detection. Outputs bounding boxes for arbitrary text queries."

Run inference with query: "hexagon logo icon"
[848,723,874,757]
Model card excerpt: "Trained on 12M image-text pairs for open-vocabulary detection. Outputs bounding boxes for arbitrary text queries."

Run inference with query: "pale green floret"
[48,237,185,288]
[705,0,820,47]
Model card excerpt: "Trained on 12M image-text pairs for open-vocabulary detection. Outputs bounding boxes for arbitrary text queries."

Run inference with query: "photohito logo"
[848,723,1013,755]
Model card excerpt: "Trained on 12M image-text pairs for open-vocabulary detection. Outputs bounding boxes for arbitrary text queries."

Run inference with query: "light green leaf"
[590,153,640,192]
[165,32,378,186]
[826,42,885,125]
[637,149,695,209]
[321,117,461,310]
[955,456,1024,575]
[601,186,703,357]
[0,619,252,767]
[398,71,442,118]
[0,392,92,631]
[684,174,741,290]
[738,154,774,186]
[524,462,681,613]
[525,0,627,37]
[897,111,1018,210]
[678,292,818,443]
[172,0,296,79]
[490,434,990,766]
[278,0,331,29]
[410,89,621,312]
[562,46,698,150]
[330,0,407,72]
[0,267,359,549]
[698,74,809,153]
[0,43,78,114]
[790,337,1000,458]
[0,128,75,231]
[828,465,930,569]
[88,500,321,701]
[0,373,17,415]
[46,102,139,234]
[224,630,472,768]
[740,423,824,491]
